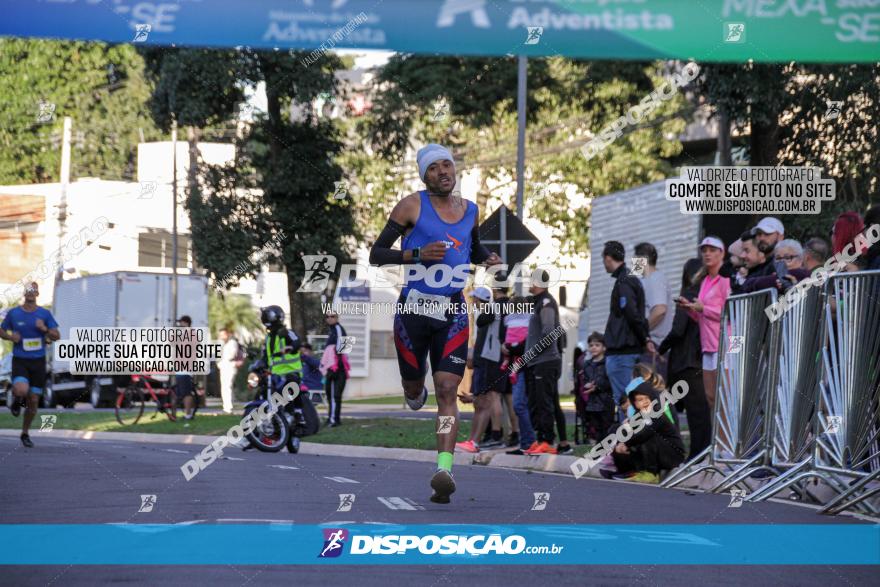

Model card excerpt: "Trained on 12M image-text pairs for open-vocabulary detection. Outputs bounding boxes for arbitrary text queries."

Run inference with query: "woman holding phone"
[676,237,730,411]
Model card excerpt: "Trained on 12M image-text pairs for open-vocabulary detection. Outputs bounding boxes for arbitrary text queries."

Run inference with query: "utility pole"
[55,116,72,283]
[515,56,527,295]
[171,117,178,323]
[515,56,527,221]
[50,116,73,312]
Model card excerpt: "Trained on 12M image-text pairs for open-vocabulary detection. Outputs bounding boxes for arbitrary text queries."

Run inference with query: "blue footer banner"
[0,524,878,564]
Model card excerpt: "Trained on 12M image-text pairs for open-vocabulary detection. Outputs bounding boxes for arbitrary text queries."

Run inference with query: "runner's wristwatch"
[412,247,421,263]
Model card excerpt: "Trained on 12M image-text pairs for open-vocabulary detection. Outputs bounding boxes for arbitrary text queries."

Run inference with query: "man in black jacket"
[732,232,776,293]
[659,258,711,459]
[602,241,653,413]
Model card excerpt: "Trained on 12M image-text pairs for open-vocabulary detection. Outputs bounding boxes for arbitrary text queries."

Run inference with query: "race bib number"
[22,337,43,351]
[405,289,449,322]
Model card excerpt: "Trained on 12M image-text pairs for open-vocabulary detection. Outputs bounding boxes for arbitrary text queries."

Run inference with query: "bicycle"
[115,374,178,425]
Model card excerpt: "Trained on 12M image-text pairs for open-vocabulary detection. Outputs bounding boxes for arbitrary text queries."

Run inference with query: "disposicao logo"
[349,534,527,555]
[319,528,349,558]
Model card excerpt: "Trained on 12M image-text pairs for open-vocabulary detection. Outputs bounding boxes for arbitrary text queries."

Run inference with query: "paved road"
[0,434,873,586]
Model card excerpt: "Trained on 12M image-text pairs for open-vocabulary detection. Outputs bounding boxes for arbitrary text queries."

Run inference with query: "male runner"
[369,143,501,503]
[0,282,60,447]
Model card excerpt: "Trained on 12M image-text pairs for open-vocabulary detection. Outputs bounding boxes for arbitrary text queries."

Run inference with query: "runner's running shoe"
[525,441,557,455]
[405,386,428,411]
[430,468,456,504]
[455,440,479,453]
[20,433,33,448]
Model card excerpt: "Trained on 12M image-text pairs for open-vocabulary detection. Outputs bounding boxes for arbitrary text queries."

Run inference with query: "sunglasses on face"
[776,255,798,262]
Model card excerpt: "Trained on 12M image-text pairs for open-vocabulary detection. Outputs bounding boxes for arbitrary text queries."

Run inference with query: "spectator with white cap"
[677,236,730,411]
[752,216,785,257]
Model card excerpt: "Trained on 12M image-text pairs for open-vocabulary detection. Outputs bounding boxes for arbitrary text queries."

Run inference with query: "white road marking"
[216,519,295,524]
[268,464,300,470]
[324,476,360,484]
[221,456,245,461]
[163,449,189,454]
[377,497,424,511]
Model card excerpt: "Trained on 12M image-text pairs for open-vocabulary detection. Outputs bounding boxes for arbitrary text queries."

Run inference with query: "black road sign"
[479,205,540,266]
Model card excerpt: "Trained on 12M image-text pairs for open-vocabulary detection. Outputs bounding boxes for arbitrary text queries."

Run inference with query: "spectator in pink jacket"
[677,236,730,410]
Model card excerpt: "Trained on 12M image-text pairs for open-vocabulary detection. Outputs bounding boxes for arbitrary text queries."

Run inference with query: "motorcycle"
[242,357,320,454]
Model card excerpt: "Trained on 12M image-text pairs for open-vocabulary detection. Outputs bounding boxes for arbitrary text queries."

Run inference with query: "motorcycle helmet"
[260,305,285,329]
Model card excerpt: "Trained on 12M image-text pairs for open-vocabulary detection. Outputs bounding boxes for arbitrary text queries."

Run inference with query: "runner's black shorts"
[393,291,469,380]
[175,374,195,396]
[12,356,47,392]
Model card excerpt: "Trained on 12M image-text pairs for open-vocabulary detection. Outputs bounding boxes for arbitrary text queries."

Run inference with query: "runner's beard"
[426,176,456,197]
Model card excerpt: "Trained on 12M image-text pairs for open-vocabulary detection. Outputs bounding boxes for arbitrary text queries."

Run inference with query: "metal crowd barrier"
[662,271,880,517]
[663,288,780,493]
[748,271,880,515]
[745,284,826,503]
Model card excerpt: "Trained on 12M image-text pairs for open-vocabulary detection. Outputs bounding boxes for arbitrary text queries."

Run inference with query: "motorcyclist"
[259,305,303,396]
[241,306,319,452]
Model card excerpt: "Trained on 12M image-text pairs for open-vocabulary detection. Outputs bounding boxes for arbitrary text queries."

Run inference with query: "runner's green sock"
[437,451,453,472]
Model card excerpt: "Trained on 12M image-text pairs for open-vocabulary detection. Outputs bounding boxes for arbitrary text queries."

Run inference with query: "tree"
[352,56,687,256]
[699,62,880,240]
[776,63,880,240]
[147,47,355,335]
[0,38,162,184]
[208,290,263,340]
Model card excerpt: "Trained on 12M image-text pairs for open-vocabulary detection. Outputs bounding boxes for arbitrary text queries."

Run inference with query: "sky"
[241,49,393,119]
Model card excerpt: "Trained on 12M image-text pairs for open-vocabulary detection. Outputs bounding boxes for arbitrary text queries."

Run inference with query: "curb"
[0,428,603,478]
[0,428,219,445]
[0,429,478,467]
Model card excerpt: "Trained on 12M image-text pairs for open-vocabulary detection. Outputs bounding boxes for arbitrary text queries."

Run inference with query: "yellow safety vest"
[265,333,302,375]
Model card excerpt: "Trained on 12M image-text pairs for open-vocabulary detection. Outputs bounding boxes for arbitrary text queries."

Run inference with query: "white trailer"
[49,271,209,407]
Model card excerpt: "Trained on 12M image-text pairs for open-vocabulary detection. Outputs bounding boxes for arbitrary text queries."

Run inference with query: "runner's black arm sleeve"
[471,224,492,264]
[370,219,408,265]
